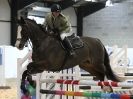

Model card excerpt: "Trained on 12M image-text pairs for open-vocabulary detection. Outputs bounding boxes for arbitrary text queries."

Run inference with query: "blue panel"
[0,48,1,54]
[0,54,2,65]
[0,48,2,65]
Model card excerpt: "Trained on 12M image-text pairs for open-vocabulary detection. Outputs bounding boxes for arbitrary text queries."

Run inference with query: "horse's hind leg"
[79,62,105,80]
[92,64,113,92]
[79,63,113,92]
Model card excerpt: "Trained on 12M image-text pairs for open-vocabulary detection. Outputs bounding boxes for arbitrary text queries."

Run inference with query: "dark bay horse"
[15,17,122,92]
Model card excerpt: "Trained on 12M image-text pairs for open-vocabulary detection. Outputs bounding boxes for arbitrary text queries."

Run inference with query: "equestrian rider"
[43,4,75,56]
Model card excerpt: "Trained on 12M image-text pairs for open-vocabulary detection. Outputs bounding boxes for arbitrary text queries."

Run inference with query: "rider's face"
[52,11,60,17]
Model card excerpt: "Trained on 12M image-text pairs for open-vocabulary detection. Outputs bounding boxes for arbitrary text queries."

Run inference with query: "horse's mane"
[24,18,45,33]
[25,18,37,24]
[23,18,59,44]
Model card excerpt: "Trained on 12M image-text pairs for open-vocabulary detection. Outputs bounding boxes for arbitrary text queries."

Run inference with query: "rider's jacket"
[43,13,71,34]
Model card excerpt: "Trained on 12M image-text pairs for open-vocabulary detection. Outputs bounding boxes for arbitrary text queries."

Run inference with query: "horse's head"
[15,17,29,50]
[15,17,45,50]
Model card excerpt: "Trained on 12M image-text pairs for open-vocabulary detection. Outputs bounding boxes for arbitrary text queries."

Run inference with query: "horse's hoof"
[102,86,113,93]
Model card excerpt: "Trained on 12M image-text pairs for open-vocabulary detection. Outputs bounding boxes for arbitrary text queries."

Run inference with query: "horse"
[15,17,122,93]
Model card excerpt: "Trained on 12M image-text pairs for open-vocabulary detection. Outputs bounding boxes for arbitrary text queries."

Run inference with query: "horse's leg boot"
[63,37,75,56]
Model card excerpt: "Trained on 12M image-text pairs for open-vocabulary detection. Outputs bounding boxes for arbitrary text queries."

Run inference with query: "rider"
[43,4,75,56]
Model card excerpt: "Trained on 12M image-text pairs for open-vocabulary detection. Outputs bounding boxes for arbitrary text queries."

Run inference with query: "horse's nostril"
[25,44,28,47]
[19,43,24,50]
[19,44,22,48]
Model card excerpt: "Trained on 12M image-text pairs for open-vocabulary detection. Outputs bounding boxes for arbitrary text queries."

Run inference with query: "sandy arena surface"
[0,78,17,99]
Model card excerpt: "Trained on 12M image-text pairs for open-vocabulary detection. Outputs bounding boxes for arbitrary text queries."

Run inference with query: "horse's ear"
[20,17,26,24]
[17,16,26,25]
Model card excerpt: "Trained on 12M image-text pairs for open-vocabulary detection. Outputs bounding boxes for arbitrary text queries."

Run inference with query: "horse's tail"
[104,47,123,82]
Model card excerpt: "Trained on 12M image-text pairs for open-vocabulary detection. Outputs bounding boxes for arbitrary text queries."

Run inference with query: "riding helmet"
[51,4,61,12]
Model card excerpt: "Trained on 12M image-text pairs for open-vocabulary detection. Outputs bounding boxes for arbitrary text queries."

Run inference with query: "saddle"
[66,33,84,50]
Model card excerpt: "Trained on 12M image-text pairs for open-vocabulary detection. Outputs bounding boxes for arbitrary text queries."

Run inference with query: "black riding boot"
[63,37,75,56]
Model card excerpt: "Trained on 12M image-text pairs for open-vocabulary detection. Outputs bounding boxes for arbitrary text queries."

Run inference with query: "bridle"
[24,21,34,49]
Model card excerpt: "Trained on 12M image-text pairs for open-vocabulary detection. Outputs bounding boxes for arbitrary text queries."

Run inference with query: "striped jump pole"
[41,79,133,87]
[125,73,133,76]
[40,89,133,99]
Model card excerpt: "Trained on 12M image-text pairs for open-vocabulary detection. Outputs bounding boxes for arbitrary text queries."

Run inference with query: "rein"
[25,21,37,49]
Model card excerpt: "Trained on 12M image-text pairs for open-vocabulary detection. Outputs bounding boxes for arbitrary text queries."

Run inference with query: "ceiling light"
[106,0,113,7]
[85,0,97,2]
[32,6,50,12]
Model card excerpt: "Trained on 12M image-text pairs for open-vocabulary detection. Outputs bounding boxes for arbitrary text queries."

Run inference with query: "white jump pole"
[36,73,41,99]
[17,51,32,99]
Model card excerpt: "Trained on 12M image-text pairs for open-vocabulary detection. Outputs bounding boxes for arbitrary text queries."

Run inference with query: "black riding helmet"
[51,4,61,12]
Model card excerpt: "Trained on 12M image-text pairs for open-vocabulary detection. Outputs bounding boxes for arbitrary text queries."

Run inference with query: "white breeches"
[60,32,73,40]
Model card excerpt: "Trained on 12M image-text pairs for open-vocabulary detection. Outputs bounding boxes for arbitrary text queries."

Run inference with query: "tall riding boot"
[63,37,75,56]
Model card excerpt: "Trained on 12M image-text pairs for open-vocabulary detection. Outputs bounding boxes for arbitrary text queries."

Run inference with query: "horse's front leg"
[27,62,44,74]
[21,62,43,94]
[21,70,36,95]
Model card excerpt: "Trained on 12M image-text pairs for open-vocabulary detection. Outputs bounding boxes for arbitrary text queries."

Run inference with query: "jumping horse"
[15,17,122,93]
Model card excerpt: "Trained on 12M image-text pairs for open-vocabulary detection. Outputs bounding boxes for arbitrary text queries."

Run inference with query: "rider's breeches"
[60,32,72,40]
